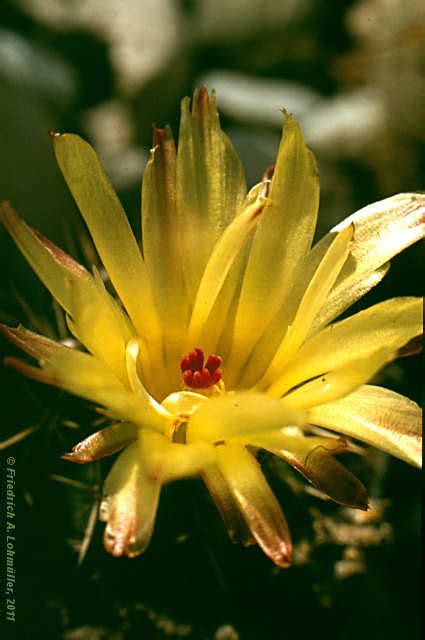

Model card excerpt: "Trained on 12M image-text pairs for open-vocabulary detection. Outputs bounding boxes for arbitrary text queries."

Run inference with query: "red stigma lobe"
[180,348,222,389]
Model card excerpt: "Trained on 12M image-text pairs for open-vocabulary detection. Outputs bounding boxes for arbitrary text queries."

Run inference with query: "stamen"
[180,348,222,389]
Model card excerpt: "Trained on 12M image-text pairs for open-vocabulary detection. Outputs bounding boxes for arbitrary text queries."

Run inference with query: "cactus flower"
[1,89,423,566]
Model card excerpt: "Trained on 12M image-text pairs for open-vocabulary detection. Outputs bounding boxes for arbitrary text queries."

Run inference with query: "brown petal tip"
[61,451,94,464]
[271,543,292,569]
[104,523,134,557]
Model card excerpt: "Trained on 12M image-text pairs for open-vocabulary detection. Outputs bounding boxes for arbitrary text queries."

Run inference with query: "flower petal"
[261,223,353,384]
[202,464,255,546]
[176,88,246,300]
[215,443,292,567]
[266,297,422,397]
[186,392,306,444]
[0,204,136,383]
[278,348,393,407]
[239,192,423,388]
[67,268,134,384]
[52,133,162,355]
[0,201,89,313]
[139,429,216,483]
[100,442,161,557]
[237,260,388,390]
[311,192,425,330]
[0,325,168,432]
[62,421,138,463]
[125,338,170,416]
[186,185,267,348]
[142,127,188,380]
[248,430,368,510]
[227,112,319,380]
[308,385,422,467]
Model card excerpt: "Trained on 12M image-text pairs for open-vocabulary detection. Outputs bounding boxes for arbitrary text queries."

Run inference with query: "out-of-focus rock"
[18,0,182,94]
[84,100,147,188]
[193,0,312,43]
[199,71,388,161]
[348,0,425,137]
[214,624,240,640]
[0,28,76,107]
[200,71,323,125]
[302,88,387,157]
[337,0,425,190]
[63,626,123,640]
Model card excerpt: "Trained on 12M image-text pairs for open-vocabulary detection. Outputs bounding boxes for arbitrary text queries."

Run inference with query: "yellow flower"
[1,88,423,566]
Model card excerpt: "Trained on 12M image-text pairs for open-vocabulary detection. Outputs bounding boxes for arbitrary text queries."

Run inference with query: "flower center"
[161,390,208,443]
[180,347,222,389]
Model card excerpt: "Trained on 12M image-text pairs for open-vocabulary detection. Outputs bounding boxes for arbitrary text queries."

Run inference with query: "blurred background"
[0,1,423,638]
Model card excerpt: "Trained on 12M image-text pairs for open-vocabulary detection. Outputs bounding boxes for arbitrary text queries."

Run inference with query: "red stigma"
[180,348,222,389]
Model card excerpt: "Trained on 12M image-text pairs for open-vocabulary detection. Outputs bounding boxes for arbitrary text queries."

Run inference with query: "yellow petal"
[67,268,134,384]
[233,235,333,388]
[52,133,162,356]
[266,297,422,397]
[215,443,292,567]
[0,201,89,313]
[139,429,216,483]
[195,252,247,359]
[176,88,246,300]
[308,385,422,467]
[62,421,137,463]
[0,204,136,383]
[125,338,170,417]
[142,127,188,380]
[202,464,255,546]
[227,112,319,381]
[0,325,168,432]
[237,192,423,388]
[236,254,388,390]
[247,430,368,510]
[311,192,425,331]
[262,223,353,384]
[100,442,161,557]
[186,391,305,444]
[186,185,268,348]
[278,348,393,406]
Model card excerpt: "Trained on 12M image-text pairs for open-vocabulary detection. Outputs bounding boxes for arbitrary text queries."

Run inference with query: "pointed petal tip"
[347,487,370,512]
[48,130,61,139]
[102,504,155,559]
[270,541,292,569]
[280,106,293,121]
[199,84,209,102]
[103,526,131,558]
[0,200,12,219]
[0,202,20,230]
[397,334,423,358]
[0,322,13,340]
[152,124,174,144]
[192,85,216,116]
[152,126,165,142]
[60,451,93,464]
[103,521,148,558]
[0,325,59,360]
